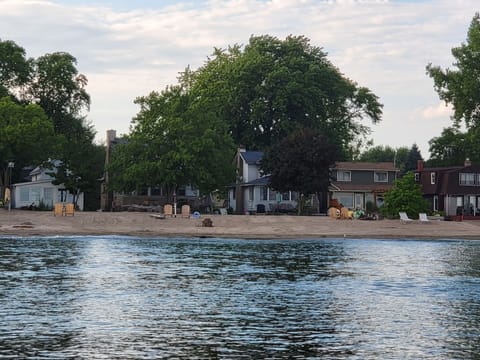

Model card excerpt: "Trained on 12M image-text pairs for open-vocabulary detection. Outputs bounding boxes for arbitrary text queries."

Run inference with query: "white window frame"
[337,170,351,182]
[459,173,476,186]
[414,172,420,182]
[430,172,436,185]
[374,171,388,183]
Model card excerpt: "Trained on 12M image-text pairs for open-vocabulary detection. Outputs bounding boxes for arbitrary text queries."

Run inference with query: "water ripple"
[0,237,479,358]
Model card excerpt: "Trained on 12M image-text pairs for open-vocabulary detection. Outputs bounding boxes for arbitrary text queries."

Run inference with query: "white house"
[12,163,84,210]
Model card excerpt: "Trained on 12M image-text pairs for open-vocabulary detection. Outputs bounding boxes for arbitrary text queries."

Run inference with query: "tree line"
[2,13,480,210]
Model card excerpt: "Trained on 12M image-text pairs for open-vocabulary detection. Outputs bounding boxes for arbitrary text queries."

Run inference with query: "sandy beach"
[1,209,480,239]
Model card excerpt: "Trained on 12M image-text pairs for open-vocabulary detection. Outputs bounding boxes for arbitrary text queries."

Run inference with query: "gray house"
[330,162,399,210]
[228,148,298,214]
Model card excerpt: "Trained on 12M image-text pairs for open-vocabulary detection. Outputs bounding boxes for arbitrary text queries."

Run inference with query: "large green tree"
[427,127,467,167]
[0,97,56,188]
[0,39,31,99]
[426,13,480,163]
[261,128,339,214]
[109,85,236,197]
[190,35,383,156]
[358,145,409,173]
[28,52,90,135]
[0,39,102,209]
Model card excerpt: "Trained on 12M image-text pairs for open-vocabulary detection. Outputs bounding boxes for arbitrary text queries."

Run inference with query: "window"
[30,188,40,203]
[261,187,268,201]
[20,188,29,202]
[433,195,438,212]
[334,192,354,208]
[374,171,388,183]
[459,173,476,186]
[282,192,290,201]
[291,192,298,201]
[232,187,236,200]
[248,187,254,201]
[268,188,276,200]
[44,188,53,206]
[337,170,351,182]
[414,172,420,182]
[430,172,436,185]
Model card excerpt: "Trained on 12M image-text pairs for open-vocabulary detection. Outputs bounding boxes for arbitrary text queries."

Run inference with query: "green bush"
[380,172,429,219]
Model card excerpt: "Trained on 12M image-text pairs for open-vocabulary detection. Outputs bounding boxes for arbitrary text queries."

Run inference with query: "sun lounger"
[419,213,430,223]
[399,212,413,223]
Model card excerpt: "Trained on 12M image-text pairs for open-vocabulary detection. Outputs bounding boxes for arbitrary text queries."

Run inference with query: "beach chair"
[419,213,430,224]
[163,204,173,217]
[399,212,413,224]
[53,203,64,216]
[64,203,75,216]
[181,204,191,218]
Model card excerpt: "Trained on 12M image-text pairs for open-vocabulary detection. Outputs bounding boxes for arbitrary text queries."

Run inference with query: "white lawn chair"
[399,212,413,224]
[419,213,430,224]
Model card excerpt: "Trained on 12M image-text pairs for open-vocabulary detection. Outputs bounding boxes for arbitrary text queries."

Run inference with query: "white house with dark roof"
[12,161,84,210]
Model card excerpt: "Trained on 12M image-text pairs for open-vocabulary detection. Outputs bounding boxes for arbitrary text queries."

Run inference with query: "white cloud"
[0,0,478,158]
[421,102,453,120]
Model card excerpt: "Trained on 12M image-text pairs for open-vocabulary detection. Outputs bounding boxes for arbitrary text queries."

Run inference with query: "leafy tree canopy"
[358,144,409,173]
[381,172,430,219]
[261,128,339,213]
[0,97,56,186]
[427,127,467,167]
[189,35,383,156]
[0,39,101,208]
[109,85,236,196]
[28,52,90,135]
[427,13,480,130]
[0,39,31,99]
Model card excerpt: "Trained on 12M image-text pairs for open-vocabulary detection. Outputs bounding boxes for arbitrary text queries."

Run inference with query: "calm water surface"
[0,236,479,359]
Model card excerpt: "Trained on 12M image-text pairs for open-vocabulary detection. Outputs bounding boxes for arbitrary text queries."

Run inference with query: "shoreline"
[1,210,480,240]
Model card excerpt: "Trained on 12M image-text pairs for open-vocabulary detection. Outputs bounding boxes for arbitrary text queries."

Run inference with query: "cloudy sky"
[1,0,478,157]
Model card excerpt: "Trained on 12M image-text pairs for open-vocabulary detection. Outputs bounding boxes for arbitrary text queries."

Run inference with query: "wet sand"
[1,210,480,239]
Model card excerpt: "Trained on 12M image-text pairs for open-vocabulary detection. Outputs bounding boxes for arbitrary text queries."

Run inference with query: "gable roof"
[240,151,264,165]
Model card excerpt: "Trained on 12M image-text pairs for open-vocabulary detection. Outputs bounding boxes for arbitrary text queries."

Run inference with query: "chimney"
[106,129,117,145]
[464,158,472,167]
[417,160,424,172]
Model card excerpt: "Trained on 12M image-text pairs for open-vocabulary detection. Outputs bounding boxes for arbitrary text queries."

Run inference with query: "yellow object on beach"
[65,203,75,216]
[53,203,64,216]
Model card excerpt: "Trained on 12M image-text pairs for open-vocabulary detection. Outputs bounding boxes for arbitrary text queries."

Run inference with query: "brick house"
[415,159,480,217]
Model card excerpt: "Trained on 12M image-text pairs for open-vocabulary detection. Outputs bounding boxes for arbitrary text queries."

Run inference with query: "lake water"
[0,236,479,359]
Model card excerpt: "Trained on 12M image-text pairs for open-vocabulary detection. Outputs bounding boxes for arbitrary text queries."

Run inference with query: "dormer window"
[430,172,436,185]
[374,171,388,183]
[337,170,351,182]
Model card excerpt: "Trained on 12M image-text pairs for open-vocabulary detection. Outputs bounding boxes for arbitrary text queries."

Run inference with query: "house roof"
[242,175,270,187]
[334,162,399,171]
[240,151,264,165]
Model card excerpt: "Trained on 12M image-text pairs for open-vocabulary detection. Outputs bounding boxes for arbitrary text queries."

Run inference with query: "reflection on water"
[0,236,479,359]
